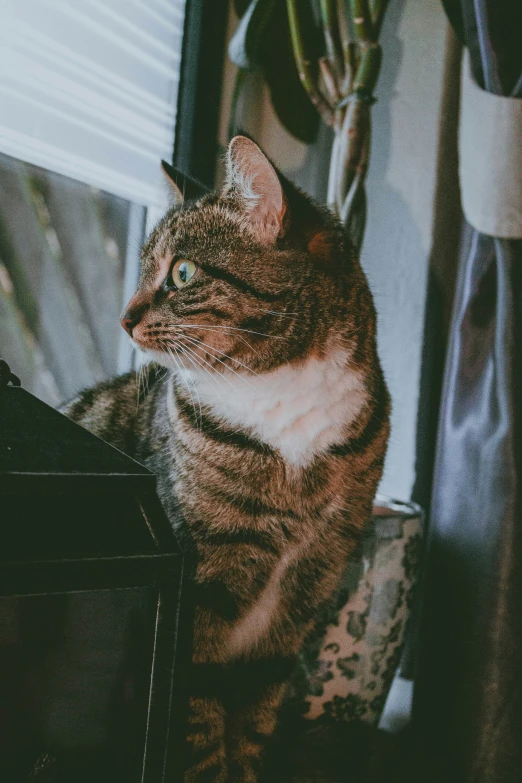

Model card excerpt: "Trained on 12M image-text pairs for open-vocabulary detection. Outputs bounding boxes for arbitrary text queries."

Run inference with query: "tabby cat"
[62,136,390,782]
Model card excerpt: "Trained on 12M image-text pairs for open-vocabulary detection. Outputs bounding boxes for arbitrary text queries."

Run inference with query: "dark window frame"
[173,0,229,188]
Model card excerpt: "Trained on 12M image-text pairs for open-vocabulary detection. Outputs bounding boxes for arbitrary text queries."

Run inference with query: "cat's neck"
[172,348,368,467]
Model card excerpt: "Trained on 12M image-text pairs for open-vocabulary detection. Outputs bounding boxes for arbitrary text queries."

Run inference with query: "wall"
[361,0,449,501]
[218,0,450,503]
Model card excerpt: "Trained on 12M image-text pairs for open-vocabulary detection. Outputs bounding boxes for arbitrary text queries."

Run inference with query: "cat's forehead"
[141,199,242,285]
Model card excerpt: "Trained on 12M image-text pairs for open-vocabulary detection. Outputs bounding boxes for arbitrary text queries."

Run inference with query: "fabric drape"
[414,2,522,781]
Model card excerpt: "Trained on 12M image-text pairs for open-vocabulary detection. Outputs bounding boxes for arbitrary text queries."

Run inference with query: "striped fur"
[62,138,390,782]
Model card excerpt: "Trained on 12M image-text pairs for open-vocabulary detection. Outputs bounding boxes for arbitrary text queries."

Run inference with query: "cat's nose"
[120,312,139,336]
[120,295,149,337]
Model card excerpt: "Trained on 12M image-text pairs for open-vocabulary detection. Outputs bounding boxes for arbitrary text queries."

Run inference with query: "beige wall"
[219,0,450,503]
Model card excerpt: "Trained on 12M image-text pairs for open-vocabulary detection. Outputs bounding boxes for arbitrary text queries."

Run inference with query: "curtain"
[413,2,522,782]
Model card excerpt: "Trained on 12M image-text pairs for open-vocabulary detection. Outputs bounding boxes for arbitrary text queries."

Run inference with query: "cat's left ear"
[161,160,185,204]
[161,160,210,203]
[224,136,286,244]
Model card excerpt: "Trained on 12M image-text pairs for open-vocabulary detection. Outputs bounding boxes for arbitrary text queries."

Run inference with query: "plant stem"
[286,0,334,126]
[344,41,360,95]
[340,116,370,225]
[349,0,374,44]
[320,0,343,81]
[353,43,382,93]
[370,0,389,38]
[327,131,342,213]
[284,0,389,249]
[319,57,340,104]
[335,98,370,210]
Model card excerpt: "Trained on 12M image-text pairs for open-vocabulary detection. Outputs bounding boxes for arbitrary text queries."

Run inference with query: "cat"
[62,136,390,783]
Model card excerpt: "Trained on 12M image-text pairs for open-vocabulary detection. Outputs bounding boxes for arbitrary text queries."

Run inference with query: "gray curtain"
[413,2,522,781]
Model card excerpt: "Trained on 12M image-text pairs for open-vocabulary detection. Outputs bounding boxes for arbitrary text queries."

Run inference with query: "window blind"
[0,0,186,207]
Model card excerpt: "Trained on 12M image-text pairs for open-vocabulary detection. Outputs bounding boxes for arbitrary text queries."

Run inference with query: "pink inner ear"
[227,136,285,244]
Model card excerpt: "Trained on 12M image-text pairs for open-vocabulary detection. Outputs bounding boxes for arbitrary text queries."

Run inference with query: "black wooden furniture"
[0,360,190,783]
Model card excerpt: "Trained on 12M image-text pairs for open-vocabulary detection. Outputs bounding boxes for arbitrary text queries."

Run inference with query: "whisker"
[179,325,259,354]
[174,323,286,340]
[135,353,152,410]
[182,334,262,380]
[177,349,203,428]
[186,359,204,425]
[176,340,239,391]
[181,338,255,389]
[156,365,171,382]
[135,364,142,409]
[260,309,301,317]
[151,324,261,354]
[178,345,221,408]
[167,345,202,427]
[175,341,229,396]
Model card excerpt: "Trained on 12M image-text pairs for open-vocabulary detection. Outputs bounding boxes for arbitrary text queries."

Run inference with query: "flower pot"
[288,496,423,726]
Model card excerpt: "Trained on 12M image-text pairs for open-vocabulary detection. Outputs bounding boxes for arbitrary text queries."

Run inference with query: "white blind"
[0,0,186,207]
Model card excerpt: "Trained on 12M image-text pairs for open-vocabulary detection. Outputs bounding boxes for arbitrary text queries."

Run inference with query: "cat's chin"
[148,349,183,370]
[148,348,199,376]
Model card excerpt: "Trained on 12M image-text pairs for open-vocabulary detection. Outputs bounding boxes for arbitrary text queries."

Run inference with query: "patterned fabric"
[287,497,422,726]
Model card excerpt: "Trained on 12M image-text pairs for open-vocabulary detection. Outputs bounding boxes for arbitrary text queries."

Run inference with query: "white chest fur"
[177,349,367,466]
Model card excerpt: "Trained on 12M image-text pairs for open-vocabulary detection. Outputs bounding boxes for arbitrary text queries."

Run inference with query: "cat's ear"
[224,136,286,244]
[161,160,211,204]
[161,160,185,204]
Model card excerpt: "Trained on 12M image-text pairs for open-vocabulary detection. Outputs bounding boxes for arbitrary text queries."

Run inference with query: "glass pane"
[0,152,145,405]
[0,589,155,783]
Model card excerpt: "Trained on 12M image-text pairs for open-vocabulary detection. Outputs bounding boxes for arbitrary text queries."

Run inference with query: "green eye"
[171,258,197,289]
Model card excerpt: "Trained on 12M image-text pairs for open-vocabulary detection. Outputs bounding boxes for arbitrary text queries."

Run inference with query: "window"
[0,0,187,402]
[0,153,143,404]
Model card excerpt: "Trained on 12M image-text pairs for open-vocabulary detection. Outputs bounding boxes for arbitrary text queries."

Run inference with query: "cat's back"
[60,364,166,460]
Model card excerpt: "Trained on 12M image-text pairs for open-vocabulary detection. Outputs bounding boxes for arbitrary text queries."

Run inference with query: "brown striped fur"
[62,137,390,782]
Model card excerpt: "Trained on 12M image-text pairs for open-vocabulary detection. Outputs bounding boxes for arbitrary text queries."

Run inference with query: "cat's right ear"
[161,160,185,204]
[224,136,286,245]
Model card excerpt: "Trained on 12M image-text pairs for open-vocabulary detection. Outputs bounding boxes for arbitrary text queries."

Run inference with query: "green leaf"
[229,0,322,143]
[259,0,323,143]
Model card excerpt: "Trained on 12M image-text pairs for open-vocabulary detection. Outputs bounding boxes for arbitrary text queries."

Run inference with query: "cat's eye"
[169,258,197,290]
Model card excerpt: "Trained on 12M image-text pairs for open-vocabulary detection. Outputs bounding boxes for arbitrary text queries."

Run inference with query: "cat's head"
[121,136,358,374]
